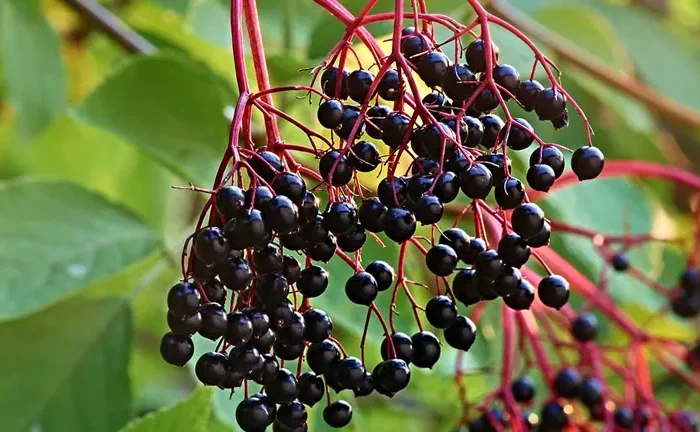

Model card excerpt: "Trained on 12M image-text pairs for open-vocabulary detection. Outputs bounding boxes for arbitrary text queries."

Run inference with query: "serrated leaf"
[0,0,66,139]
[0,297,132,432]
[0,179,159,320]
[119,387,213,432]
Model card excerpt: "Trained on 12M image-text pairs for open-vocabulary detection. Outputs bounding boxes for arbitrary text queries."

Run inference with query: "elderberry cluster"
[159,20,612,432]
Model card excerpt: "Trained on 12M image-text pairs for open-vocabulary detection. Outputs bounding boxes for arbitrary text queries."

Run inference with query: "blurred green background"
[0,0,698,431]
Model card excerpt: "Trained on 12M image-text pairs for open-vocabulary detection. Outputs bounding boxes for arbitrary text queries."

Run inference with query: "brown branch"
[488,0,700,130]
[60,0,156,54]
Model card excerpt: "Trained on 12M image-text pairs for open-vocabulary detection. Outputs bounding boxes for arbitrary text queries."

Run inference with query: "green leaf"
[0,297,132,432]
[73,54,233,186]
[0,179,159,320]
[119,387,213,432]
[0,0,66,139]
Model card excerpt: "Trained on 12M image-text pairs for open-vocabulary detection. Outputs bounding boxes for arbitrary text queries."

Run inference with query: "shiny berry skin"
[421,123,457,160]
[461,116,485,148]
[244,308,270,337]
[321,67,348,99]
[411,157,440,176]
[167,282,201,316]
[274,340,305,361]
[272,172,306,205]
[336,105,365,140]
[267,298,294,329]
[681,268,700,294]
[506,118,534,150]
[474,87,499,113]
[452,269,481,306]
[498,233,531,268]
[253,243,282,274]
[217,256,253,291]
[345,271,379,305]
[301,214,329,245]
[224,312,254,346]
[303,309,333,343]
[465,39,499,73]
[511,203,545,240]
[503,279,535,310]
[381,111,411,149]
[255,329,277,354]
[535,87,566,120]
[216,185,246,221]
[530,145,565,178]
[526,221,551,248]
[614,407,634,429]
[305,232,337,262]
[167,310,202,336]
[366,104,391,139]
[160,332,194,366]
[229,345,262,375]
[323,400,352,428]
[195,351,229,386]
[516,79,544,111]
[354,372,375,397]
[418,51,451,87]
[347,69,375,103]
[493,64,520,99]
[435,171,460,203]
[422,91,452,119]
[192,256,217,280]
[281,255,301,285]
[319,150,353,187]
[323,201,357,235]
[460,237,486,264]
[374,359,411,393]
[366,261,395,291]
[425,295,458,328]
[439,228,469,258]
[479,114,504,148]
[474,249,505,282]
[411,331,441,368]
[224,209,269,250]
[401,33,429,64]
[244,186,274,210]
[414,195,444,225]
[249,151,283,183]
[554,367,582,398]
[425,245,458,276]
[572,146,605,181]
[336,356,365,390]
[306,339,341,375]
[494,177,525,210]
[444,315,477,351]
[380,332,413,362]
[571,312,598,342]
[459,163,493,199]
[579,377,604,407]
[377,68,401,101]
[511,375,535,402]
[317,99,345,129]
[493,266,522,296]
[383,207,416,243]
[276,311,306,344]
[540,401,568,429]
[198,302,228,340]
[266,368,298,404]
[407,174,434,202]
[358,197,387,232]
[337,224,367,252]
[297,372,325,407]
[551,108,570,129]
[527,163,556,192]
[299,192,319,225]
[441,63,476,102]
[276,401,308,431]
[194,227,228,265]
[538,275,570,309]
[378,176,409,207]
[236,397,274,432]
[255,273,290,307]
[349,140,381,172]
[264,196,299,235]
[201,279,226,304]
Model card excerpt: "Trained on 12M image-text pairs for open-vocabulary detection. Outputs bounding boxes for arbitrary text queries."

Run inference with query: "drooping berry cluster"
[157,0,699,430]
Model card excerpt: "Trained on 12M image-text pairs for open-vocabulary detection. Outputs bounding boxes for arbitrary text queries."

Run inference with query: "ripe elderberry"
[321,66,349,99]
[377,68,401,101]
[444,315,477,351]
[345,271,379,305]
[479,114,504,148]
[382,206,416,243]
[534,87,566,121]
[452,269,482,306]
[418,51,451,87]
[503,279,535,310]
[511,203,545,240]
[374,359,411,393]
[160,332,194,366]
[554,367,582,398]
[411,331,441,368]
[216,185,246,221]
[381,332,414,362]
[319,150,353,187]
[349,140,380,172]
[526,163,556,192]
[538,275,570,309]
[498,233,531,268]
[571,312,598,342]
[494,177,525,210]
[366,260,395,291]
[381,111,411,149]
[465,39,499,73]
[297,372,325,407]
[530,145,565,178]
[303,309,333,343]
[511,375,535,403]
[195,352,229,386]
[317,99,345,129]
[425,295,458,328]
[167,282,201,317]
[347,69,375,103]
[459,163,493,199]
[516,79,544,111]
[358,197,387,232]
[323,400,353,428]
[366,104,391,139]
[571,146,605,181]
[236,397,274,432]
[425,244,458,276]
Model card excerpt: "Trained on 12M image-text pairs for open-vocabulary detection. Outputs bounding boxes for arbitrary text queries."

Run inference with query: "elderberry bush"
[155,1,699,431]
